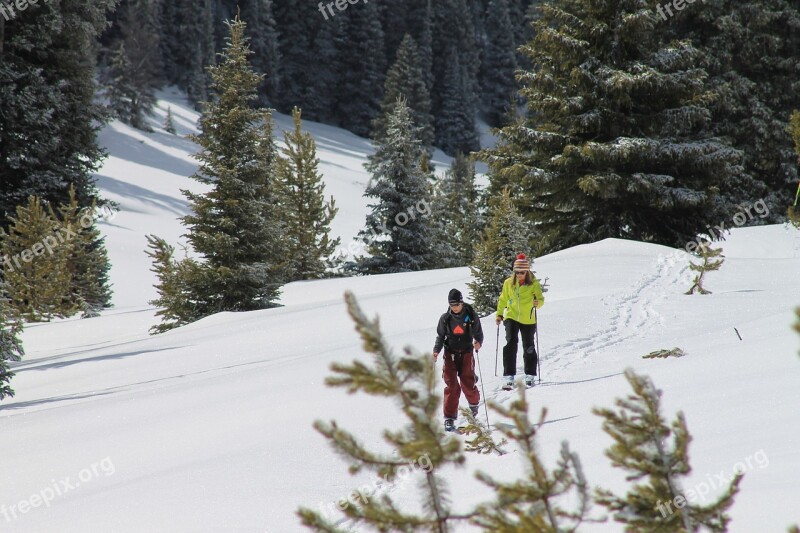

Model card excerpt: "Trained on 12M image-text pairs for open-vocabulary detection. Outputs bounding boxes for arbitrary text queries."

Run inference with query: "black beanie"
[448,288,463,304]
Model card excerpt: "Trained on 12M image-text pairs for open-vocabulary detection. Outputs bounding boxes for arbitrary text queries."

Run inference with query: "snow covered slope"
[2,91,799,532]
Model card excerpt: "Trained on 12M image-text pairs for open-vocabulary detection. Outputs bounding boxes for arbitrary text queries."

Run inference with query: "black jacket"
[433,303,484,354]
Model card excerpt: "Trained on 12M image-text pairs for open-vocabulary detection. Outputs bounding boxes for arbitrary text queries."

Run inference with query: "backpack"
[444,303,477,353]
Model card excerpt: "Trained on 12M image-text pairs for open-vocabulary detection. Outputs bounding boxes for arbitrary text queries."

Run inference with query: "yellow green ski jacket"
[496,276,544,325]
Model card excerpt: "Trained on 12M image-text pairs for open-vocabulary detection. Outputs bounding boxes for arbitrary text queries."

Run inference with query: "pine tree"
[0,289,24,401]
[279,108,340,280]
[241,0,280,105]
[350,99,435,274]
[480,0,518,127]
[373,34,435,150]
[431,153,482,268]
[787,110,800,227]
[297,291,468,530]
[431,0,481,153]
[680,0,800,221]
[303,13,344,123]
[0,0,115,230]
[435,43,480,156]
[468,188,531,314]
[164,107,177,134]
[55,186,113,317]
[335,0,386,138]
[145,235,202,334]
[178,15,288,316]
[593,369,741,532]
[273,0,319,113]
[161,0,215,105]
[685,240,724,295]
[474,390,592,531]
[0,197,76,322]
[104,0,161,131]
[479,0,743,253]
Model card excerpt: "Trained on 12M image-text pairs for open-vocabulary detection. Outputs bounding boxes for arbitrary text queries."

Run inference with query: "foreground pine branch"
[594,369,741,532]
[472,389,594,532]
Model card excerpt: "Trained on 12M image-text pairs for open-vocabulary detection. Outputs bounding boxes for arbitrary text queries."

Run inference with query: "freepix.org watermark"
[315,453,433,519]
[326,198,432,268]
[317,0,367,21]
[0,0,53,22]
[1,457,116,523]
[1,204,116,274]
[655,0,707,22]
[655,449,769,518]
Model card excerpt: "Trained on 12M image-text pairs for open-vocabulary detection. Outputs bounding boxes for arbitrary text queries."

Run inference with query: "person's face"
[515,271,526,280]
[449,302,463,312]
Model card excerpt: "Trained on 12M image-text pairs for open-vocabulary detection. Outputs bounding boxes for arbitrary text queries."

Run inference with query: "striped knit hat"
[513,253,530,272]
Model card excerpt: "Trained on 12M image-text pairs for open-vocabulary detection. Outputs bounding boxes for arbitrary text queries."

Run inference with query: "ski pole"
[474,349,491,430]
[494,323,500,377]
[534,306,542,384]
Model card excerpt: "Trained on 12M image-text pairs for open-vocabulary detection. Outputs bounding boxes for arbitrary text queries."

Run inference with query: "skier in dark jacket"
[432,288,484,432]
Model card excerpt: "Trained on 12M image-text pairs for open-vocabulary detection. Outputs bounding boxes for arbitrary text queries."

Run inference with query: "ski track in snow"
[545,254,684,370]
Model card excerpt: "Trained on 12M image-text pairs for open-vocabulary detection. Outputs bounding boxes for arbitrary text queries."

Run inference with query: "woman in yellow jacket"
[495,253,544,389]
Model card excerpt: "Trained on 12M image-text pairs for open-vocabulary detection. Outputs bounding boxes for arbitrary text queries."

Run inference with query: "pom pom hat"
[513,253,530,272]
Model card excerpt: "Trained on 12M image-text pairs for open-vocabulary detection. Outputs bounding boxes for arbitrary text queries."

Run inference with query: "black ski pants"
[502,319,537,376]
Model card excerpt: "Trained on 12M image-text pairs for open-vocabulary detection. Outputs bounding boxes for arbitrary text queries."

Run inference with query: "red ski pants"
[442,350,480,419]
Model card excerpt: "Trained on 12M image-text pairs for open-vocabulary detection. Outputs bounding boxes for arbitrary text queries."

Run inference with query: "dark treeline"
[99,0,538,155]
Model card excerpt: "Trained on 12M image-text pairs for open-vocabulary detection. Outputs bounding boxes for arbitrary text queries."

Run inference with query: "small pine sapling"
[686,240,724,295]
[473,389,594,532]
[642,348,686,359]
[164,107,177,134]
[593,369,742,532]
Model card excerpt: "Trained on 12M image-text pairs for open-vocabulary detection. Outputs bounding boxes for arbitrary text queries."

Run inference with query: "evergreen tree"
[335,0,386,138]
[431,0,481,152]
[432,153,482,268]
[679,0,800,221]
[480,0,743,253]
[161,0,215,105]
[350,99,435,274]
[594,369,741,532]
[480,0,518,127]
[178,15,288,316]
[273,0,319,112]
[279,108,340,280]
[435,44,480,155]
[468,188,531,314]
[145,235,202,334]
[303,13,344,123]
[414,0,435,96]
[474,391,592,531]
[241,0,280,105]
[0,289,24,401]
[0,0,115,229]
[787,110,800,226]
[0,197,76,322]
[104,0,161,131]
[164,107,177,134]
[685,240,724,295]
[373,34,435,150]
[55,187,113,316]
